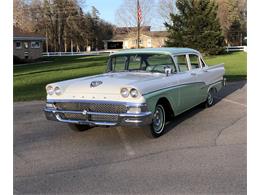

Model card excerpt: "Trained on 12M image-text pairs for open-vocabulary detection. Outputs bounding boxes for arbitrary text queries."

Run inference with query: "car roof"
[109,47,200,56]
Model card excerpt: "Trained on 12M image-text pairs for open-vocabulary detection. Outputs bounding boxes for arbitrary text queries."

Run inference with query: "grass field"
[14,52,247,101]
[204,52,247,80]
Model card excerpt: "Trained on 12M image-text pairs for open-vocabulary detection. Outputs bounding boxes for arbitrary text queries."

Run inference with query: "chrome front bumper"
[44,100,152,127]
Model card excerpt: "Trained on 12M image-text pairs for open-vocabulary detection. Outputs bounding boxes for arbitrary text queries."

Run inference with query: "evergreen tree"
[165,0,225,55]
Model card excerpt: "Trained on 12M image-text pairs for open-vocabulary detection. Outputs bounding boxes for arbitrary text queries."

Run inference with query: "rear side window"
[189,54,201,69]
[174,55,189,72]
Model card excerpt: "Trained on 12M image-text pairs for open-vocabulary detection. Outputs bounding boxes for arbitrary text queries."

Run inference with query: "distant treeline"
[14,0,114,52]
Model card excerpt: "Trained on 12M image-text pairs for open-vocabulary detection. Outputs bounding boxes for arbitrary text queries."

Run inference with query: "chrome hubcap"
[152,105,165,134]
[208,91,213,105]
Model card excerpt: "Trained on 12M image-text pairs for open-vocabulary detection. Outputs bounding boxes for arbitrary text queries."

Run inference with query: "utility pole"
[137,0,141,48]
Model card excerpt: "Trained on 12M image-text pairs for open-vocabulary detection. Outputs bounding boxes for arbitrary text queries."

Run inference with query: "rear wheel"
[144,104,166,138]
[68,124,93,132]
[205,88,215,107]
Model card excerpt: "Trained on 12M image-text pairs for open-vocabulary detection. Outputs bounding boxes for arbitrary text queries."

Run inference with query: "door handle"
[191,72,197,76]
[203,69,208,72]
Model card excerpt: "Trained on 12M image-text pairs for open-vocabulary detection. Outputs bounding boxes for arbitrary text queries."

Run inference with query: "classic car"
[44,48,225,138]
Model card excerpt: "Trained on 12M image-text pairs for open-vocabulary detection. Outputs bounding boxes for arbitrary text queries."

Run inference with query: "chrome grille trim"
[91,114,118,122]
[55,102,127,113]
[62,113,88,120]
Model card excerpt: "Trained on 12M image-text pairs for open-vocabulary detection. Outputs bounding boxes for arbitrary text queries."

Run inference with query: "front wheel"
[144,104,166,138]
[68,124,93,132]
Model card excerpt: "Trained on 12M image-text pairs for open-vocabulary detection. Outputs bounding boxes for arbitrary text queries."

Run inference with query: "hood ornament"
[90,80,103,88]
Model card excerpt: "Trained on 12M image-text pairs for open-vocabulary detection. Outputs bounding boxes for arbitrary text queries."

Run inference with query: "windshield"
[107,53,177,73]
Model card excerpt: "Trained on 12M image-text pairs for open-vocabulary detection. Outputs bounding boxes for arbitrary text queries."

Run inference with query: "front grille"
[63,113,87,120]
[55,102,127,113]
[91,114,118,122]
[55,101,123,122]
[59,113,118,122]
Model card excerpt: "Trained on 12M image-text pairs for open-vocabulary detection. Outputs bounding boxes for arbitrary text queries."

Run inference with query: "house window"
[31,41,40,48]
[16,41,22,49]
[24,42,29,49]
[132,39,143,45]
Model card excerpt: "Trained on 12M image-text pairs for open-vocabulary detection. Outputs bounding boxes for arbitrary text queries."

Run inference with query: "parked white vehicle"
[44,48,225,137]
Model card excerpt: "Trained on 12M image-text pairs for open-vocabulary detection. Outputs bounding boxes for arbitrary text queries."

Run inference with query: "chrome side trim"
[143,82,206,96]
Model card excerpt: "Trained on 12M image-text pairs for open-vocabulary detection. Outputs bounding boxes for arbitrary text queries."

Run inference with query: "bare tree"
[13,0,35,31]
[157,0,177,24]
[115,0,155,27]
[13,0,114,52]
[216,0,247,44]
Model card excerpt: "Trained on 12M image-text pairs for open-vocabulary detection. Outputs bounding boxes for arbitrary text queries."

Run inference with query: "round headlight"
[46,85,54,95]
[54,86,62,95]
[130,88,139,98]
[120,88,129,98]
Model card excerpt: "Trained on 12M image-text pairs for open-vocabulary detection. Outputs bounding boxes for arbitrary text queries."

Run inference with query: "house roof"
[144,31,169,37]
[13,26,46,41]
[105,30,169,42]
[110,47,200,56]
[114,26,151,34]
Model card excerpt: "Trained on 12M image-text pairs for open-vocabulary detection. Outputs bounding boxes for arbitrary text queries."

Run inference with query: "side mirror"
[203,68,208,72]
[165,67,172,77]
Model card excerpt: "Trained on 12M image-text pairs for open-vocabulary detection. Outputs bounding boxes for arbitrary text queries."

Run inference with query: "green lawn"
[14,52,247,101]
[204,52,247,80]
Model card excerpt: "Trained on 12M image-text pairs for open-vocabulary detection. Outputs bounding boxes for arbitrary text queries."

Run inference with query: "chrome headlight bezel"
[130,88,139,98]
[54,86,62,95]
[46,85,54,95]
[120,88,129,98]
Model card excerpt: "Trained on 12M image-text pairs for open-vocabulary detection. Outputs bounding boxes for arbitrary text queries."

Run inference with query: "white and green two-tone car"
[44,48,225,138]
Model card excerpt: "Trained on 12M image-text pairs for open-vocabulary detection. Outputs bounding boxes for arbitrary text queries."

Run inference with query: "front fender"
[143,87,178,114]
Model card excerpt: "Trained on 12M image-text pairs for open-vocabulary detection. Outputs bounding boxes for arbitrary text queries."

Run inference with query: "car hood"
[52,72,165,96]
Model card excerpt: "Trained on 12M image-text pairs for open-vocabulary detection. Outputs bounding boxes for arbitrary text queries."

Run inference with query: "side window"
[128,55,142,70]
[146,54,176,73]
[174,55,189,72]
[111,56,126,72]
[189,54,201,69]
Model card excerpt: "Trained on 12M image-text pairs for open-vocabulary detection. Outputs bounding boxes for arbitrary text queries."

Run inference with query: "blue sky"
[83,0,123,25]
[83,0,166,30]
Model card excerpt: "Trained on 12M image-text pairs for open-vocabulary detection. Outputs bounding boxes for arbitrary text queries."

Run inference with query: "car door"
[174,54,200,113]
[187,53,207,104]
